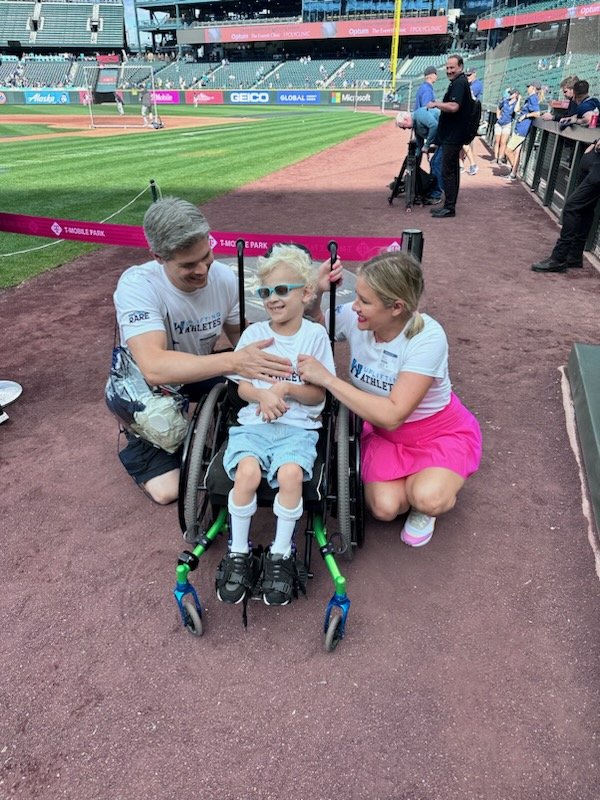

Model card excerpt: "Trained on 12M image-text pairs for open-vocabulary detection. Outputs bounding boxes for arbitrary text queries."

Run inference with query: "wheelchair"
[172,241,365,652]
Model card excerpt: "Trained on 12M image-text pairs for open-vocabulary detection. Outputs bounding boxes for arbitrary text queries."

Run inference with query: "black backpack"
[463,94,482,145]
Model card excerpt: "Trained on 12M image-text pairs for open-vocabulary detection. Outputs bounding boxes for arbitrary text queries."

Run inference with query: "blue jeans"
[429,147,444,197]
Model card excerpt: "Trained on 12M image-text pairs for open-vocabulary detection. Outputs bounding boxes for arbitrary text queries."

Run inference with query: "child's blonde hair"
[256,244,315,290]
[358,252,425,339]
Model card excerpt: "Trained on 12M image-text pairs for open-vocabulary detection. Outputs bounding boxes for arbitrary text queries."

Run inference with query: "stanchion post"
[401,229,424,262]
[149,179,158,202]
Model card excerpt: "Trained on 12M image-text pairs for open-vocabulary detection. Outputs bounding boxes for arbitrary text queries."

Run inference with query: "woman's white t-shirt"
[335,303,451,423]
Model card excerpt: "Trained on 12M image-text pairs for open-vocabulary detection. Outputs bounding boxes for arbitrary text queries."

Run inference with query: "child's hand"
[256,387,289,422]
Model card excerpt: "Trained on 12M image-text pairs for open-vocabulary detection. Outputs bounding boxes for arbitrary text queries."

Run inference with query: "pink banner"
[0,212,405,262]
[150,90,181,104]
[199,16,447,44]
[184,90,224,105]
[478,4,600,30]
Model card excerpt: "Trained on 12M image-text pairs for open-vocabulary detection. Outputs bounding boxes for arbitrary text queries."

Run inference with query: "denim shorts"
[223,424,319,488]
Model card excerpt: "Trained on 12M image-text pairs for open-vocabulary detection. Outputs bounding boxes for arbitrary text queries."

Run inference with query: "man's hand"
[234,340,292,381]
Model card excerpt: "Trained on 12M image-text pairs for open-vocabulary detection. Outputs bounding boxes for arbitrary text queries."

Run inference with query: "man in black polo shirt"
[427,54,471,218]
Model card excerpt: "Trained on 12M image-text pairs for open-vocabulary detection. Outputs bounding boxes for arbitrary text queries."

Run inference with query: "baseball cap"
[528,80,542,89]
[424,66,437,77]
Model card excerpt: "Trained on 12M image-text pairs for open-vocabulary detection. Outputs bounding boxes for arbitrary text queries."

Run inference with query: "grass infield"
[0,105,388,289]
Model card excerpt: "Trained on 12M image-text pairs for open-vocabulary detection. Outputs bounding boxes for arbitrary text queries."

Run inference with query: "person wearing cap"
[503,81,542,182]
[413,65,438,111]
[110,197,297,504]
[466,69,483,102]
[461,69,485,177]
[494,88,520,164]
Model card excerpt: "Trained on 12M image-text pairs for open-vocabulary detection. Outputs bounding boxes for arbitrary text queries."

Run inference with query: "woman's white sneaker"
[400,511,436,547]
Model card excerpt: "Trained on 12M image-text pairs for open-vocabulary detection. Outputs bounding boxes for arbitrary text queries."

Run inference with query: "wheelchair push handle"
[327,240,338,352]
[236,238,246,334]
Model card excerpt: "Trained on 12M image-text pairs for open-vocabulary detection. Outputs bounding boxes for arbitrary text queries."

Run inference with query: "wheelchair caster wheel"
[183,599,204,637]
[324,608,343,652]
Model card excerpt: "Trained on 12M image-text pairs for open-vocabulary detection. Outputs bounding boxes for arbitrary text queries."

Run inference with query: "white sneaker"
[400,510,436,547]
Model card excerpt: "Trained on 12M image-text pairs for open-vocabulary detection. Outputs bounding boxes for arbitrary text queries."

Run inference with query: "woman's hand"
[297,354,335,389]
[316,257,343,295]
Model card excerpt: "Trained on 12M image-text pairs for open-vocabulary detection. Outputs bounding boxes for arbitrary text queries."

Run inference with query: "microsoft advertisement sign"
[330,91,374,105]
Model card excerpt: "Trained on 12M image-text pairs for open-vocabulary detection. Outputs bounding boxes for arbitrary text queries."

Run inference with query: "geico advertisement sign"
[229,91,270,104]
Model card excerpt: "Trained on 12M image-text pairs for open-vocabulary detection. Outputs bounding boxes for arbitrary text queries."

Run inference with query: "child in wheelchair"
[216,245,335,606]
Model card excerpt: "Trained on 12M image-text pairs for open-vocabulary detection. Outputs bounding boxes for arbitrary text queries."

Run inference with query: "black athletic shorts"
[118,376,225,485]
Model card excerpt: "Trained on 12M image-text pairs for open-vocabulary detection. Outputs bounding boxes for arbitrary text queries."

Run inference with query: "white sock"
[271,494,303,558]
[227,490,257,554]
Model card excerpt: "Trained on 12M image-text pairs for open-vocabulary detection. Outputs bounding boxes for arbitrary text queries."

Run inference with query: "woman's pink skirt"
[361,393,482,483]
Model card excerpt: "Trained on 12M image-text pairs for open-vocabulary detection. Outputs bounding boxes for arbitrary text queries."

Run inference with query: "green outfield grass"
[0,106,387,289]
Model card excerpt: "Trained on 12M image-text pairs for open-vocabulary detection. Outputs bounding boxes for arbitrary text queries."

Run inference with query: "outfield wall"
[0,88,386,108]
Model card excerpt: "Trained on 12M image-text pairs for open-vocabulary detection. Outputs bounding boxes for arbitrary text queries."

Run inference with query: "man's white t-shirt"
[335,303,451,423]
[114,259,239,356]
[231,318,335,430]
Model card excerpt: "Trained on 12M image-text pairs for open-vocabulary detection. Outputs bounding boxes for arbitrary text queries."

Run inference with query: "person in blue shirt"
[503,81,542,182]
[395,108,443,201]
[461,69,485,176]
[466,69,483,102]
[541,75,579,122]
[494,88,519,164]
[559,80,600,128]
[413,66,438,110]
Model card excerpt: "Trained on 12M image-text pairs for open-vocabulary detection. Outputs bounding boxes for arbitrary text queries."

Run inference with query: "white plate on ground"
[0,380,23,407]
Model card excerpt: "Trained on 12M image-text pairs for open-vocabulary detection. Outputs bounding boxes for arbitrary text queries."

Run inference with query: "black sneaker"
[262,552,297,606]
[531,257,567,273]
[215,551,260,604]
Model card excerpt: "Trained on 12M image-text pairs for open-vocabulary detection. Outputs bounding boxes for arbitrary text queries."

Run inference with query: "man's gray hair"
[143,197,210,260]
[395,111,413,129]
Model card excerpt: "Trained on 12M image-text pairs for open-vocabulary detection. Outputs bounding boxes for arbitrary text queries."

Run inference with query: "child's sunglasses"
[256,283,305,300]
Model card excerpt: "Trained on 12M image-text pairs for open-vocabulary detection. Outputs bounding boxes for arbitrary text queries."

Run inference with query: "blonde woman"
[299,252,482,548]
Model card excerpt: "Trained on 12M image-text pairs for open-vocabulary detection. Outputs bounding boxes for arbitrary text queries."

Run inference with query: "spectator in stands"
[531,139,600,273]
[413,66,438,111]
[494,88,520,164]
[395,109,443,203]
[559,81,600,128]
[503,81,542,183]
[109,198,293,504]
[427,54,472,218]
[541,75,579,121]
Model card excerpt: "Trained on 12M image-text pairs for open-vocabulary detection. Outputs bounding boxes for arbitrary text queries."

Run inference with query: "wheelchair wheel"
[180,382,228,539]
[324,608,343,652]
[182,599,203,637]
[336,404,365,560]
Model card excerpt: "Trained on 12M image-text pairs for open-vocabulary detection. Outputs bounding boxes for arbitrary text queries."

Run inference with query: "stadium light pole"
[390,0,403,93]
